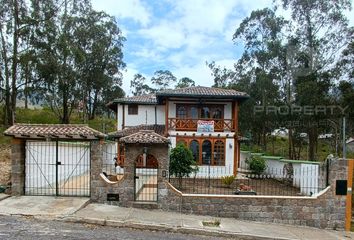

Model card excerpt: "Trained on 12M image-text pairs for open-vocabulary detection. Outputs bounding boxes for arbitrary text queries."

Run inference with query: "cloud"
[91,0,151,26]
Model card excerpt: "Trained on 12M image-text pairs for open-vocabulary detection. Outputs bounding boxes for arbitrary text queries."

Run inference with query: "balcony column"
[233,101,239,176]
[165,99,169,136]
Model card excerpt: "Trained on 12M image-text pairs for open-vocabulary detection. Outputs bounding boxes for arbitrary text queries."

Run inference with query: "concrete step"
[133,201,158,210]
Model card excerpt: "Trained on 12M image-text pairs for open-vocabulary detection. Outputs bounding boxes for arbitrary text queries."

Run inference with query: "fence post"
[326,158,330,187]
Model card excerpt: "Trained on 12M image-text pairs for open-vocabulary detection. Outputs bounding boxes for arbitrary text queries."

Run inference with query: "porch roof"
[109,124,165,139]
[119,130,169,144]
[4,124,106,140]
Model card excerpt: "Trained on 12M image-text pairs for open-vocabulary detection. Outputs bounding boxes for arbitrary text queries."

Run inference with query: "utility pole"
[343,117,346,160]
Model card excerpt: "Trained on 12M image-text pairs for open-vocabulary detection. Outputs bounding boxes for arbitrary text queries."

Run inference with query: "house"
[107,86,249,176]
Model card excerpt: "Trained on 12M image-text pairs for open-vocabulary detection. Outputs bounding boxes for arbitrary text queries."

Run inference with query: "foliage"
[220,175,235,188]
[130,74,155,96]
[151,70,177,91]
[176,77,195,89]
[208,1,353,160]
[169,144,198,188]
[246,155,267,175]
[0,0,125,125]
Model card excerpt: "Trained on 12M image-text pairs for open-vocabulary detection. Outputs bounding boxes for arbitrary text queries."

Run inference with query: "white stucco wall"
[116,104,165,130]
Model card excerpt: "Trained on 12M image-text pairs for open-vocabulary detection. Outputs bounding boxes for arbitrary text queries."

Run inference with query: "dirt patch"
[0,144,11,186]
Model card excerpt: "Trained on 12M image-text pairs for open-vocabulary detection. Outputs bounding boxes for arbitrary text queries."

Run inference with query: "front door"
[134,154,158,202]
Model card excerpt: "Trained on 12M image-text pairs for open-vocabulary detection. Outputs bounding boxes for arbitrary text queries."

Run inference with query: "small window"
[128,105,138,115]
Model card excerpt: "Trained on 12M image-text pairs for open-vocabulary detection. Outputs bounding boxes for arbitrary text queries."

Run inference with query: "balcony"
[168,118,234,132]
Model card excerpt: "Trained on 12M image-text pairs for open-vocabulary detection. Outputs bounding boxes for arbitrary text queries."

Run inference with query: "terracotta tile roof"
[109,124,165,138]
[4,124,106,140]
[107,87,249,110]
[156,86,248,98]
[119,130,170,144]
[110,94,157,105]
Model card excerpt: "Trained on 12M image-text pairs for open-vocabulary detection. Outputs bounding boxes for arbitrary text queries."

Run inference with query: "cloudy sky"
[91,0,354,95]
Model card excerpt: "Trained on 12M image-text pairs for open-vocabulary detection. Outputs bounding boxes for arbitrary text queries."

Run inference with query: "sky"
[91,0,354,96]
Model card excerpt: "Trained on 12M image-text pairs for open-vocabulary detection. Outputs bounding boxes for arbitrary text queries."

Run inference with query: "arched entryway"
[134,154,158,202]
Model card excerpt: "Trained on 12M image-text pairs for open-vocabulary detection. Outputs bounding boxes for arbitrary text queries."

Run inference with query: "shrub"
[221,175,235,188]
[169,144,198,188]
[247,155,266,175]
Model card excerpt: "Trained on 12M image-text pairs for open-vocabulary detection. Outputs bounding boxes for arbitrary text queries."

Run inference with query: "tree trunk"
[0,26,11,126]
[308,126,318,161]
[89,88,99,120]
[10,0,20,125]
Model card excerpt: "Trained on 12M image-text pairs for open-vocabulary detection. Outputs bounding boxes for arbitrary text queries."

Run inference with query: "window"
[177,137,225,166]
[189,140,199,162]
[201,107,210,119]
[190,106,198,119]
[213,140,225,166]
[176,106,187,118]
[202,140,212,165]
[177,139,187,146]
[175,104,223,120]
[128,105,138,115]
[212,108,223,119]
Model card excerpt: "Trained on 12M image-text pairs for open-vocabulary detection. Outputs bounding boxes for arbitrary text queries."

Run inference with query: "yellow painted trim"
[345,159,354,231]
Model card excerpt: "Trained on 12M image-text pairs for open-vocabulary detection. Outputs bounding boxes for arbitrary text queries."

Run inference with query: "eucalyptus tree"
[176,77,195,88]
[232,8,286,151]
[277,0,352,160]
[32,0,125,123]
[151,70,177,90]
[0,0,34,125]
[130,73,155,96]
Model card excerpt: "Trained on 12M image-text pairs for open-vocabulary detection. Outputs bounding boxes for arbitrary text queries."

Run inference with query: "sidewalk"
[0,195,352,240]
[64,203,354,240]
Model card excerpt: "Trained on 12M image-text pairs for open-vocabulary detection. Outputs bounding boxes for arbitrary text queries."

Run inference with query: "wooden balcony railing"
[168,118,234,132]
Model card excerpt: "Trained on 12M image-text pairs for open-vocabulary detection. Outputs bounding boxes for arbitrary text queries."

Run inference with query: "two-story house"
[107,86,249,176]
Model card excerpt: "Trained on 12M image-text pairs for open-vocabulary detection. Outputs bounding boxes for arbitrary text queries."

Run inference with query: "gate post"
[11,138,26,195]
[90,140,103,201]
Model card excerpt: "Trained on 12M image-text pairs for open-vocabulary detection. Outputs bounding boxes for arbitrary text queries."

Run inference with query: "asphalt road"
[0,215,229,240]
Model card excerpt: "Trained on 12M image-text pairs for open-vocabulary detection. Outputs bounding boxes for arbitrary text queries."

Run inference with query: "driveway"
[0,196,89,217]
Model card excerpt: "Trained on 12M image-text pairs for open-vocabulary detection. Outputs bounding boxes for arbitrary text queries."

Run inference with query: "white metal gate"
[25,141,90,196]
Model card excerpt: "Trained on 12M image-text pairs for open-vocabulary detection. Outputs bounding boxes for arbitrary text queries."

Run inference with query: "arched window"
[189,140,199,163]
[177,106,187,119]
[213,140,225,166]
[177,139,187,147]
[202,140,212,165]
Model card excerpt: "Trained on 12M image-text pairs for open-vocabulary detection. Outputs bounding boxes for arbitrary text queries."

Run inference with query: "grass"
[241,136,354,161]
[202,219,221,227]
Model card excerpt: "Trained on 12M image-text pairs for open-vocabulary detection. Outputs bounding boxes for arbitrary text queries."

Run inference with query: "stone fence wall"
[159,158,348,230]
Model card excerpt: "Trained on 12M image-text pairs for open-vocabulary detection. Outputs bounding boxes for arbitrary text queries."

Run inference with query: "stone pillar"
[90,140,104,201]
[11,138,25,196]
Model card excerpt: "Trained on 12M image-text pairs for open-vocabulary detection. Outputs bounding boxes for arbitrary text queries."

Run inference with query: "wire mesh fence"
[169,160,329,196]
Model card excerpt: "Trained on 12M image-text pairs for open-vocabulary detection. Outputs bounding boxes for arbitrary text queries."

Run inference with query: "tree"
[130,73,155,96]
[231,8,285,151]
[169,144,198,189]
[151,70,177,90]
[0,0,35,125]
[176,77,195,88]
[278,0,352,160]
[32,0,125,123]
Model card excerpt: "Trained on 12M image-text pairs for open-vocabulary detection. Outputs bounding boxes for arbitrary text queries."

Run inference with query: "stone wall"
[90,141,170,207]
[11,138,25,195]
[160,158,347,229]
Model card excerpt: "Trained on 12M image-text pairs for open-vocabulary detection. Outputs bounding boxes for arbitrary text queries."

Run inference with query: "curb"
[60,216,293,240]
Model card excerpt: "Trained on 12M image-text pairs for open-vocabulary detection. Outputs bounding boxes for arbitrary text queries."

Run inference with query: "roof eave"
[156,94,250,104]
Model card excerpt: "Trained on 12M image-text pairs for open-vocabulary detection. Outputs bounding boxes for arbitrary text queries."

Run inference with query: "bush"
[169,144,198,188]
[221,175,235,188]
[247,155,266,175]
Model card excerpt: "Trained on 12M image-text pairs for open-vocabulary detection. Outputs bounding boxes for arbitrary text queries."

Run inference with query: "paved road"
[0,216,229,240]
